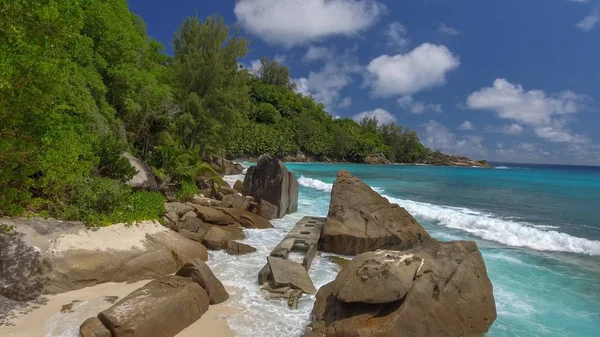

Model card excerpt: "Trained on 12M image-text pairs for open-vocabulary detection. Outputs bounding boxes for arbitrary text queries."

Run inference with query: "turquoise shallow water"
[287,162,600,337]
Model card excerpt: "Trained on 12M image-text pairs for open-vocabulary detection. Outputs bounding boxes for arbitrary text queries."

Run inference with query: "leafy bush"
[250,102,280,124]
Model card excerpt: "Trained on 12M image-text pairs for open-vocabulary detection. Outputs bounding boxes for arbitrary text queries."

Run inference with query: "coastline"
[0,280,235,337]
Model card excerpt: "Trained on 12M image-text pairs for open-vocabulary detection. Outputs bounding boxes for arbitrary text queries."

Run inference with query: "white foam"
[298,176,333,192]
[386,196,600,256]
[495,166,510,169]
[223,174,245,188]
[298,175,383,193]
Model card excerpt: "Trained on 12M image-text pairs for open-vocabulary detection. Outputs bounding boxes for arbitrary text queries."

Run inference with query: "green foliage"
[171,14,250,157]
[250,103,280,124]
[0,1,431,226]
[256,57,297,90]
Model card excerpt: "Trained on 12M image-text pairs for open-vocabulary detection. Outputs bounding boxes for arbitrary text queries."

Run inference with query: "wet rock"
[239,211,273,229]
[225,241,257,255]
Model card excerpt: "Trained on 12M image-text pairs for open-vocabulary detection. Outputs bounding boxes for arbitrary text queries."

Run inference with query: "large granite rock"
[121,152,158,191]
[243,154,298,219]
[319,170,431,255]
[98,275,209,337]
[222,193,250,210]
[175,258,229,304]
[308,241,497,337]
[0,218,208,301]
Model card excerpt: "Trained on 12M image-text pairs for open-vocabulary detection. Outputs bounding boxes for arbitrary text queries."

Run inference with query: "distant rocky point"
[418,151,491,168]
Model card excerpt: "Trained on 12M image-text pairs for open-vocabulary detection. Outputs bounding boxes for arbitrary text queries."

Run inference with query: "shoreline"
[0,280,235,337]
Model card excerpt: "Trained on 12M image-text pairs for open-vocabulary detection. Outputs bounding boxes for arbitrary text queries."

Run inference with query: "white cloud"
[303,46,333,63]
[534,126,589,144]
[234,0,386,47]
[458,120,475,131]
[274,54,287,64]
[338,97,353,108]
[366,43,460,97]
[486,123,525,135]
[577,11,600,31]
[467,79,590,144]
[438,23,460,35]
[293,46,361,112]
[397,96,442,114]
[248,59,263,75]
[568,0,590,3]
[501,123,524,135]
[352,108,396,126]
[422,120,487,156]
[385,22,410,50]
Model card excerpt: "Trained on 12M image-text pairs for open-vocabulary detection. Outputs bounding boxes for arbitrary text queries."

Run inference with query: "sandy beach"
[0,279,235,337]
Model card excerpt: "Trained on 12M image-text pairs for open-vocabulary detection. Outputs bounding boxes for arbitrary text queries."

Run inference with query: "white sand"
[0,279,235,337]
[48,221,167,254]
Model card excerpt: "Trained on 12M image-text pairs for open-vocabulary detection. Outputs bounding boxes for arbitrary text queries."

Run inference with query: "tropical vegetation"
[0,0,429,225]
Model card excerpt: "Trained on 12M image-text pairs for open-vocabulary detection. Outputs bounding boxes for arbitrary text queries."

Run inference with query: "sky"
[128,0,600,165]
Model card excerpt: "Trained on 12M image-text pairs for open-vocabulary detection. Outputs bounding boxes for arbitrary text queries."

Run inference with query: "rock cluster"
[163,193,272,255]
[305,170,497,337]
[81,258,228,337]
[0,219,208,300]
[209,157,244,175]
[364,153,392,165]
[419,151,491,168]
[243,154,299,219]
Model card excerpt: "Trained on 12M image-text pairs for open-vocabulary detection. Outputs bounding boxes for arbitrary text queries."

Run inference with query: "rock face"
[225,241,257,255]
[80,317,111,337]
[259,199,279,220]
[121,152,158,191]
[319,170,431,255]
[332,251,422,304]
[98,275,209,337]
[419,151,491,168]
[243,154,299,219]
[0,218,208,300]
[364,153,392,165]
[175,258,229,304]
[309,241,497,337]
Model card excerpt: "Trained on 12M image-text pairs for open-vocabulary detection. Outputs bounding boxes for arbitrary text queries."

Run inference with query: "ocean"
[43,162,600,336]
[215,162,600,337]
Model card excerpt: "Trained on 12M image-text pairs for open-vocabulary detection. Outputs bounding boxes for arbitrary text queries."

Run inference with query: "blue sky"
[128,0,600,165]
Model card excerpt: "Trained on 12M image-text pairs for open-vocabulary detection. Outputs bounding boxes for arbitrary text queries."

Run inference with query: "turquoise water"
[287,162,600,337]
